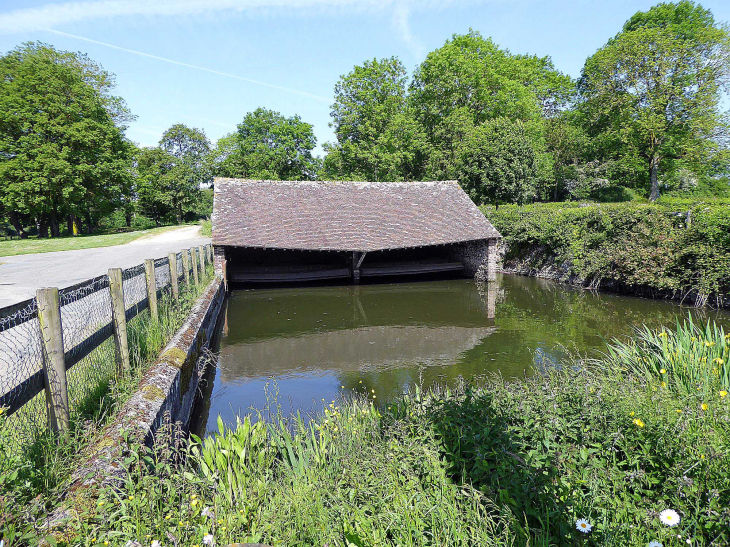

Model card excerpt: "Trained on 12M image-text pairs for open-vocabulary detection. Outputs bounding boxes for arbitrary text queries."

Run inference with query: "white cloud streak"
[392,4,425,60]
[0,0,424,34]
[43,28,332,102]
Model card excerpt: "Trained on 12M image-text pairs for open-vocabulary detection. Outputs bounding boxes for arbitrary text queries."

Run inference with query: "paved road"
[0,226,211,307]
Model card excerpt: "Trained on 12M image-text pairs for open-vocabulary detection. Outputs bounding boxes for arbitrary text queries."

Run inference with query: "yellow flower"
[701,403,708,411]
[705,341,715,347]
[713,358,724,365]
[661,381,667,388]
[675,409,682,413]
[659,332,668,338]
[633,418,645,428]
[128,496,134,501]
[720,390,728,398]
[629,411,635,416]
[660,369,667,374]
[191,499,198,507]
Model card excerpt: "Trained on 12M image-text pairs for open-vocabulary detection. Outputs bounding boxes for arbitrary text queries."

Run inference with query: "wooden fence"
[0,244,214,440]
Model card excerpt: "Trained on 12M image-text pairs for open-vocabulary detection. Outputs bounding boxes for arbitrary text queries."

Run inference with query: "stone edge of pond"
[44,275,226,533]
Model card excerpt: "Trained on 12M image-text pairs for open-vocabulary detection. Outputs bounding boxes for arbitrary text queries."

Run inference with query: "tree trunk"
[649,157,660,202]
[38,215,49,238]
[8,211,28,239]
[125,210,132,228]
[67,215,73,236]
[49,212,60,238]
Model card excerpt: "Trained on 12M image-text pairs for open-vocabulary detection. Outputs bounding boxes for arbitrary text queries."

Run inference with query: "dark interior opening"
[225,244,466,285]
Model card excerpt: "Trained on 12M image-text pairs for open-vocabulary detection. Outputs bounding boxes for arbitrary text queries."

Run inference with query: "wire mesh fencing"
[0,244,214,453]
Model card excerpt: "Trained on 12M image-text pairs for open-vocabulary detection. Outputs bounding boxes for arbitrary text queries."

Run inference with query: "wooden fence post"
[144,259,159,323]
[37,287,70,433]
[168,253,179,300]
[108,268,131,374]
[181,249,191,288]
[190,247,200,287]
[198,245,206,277]
[207,244,213,265]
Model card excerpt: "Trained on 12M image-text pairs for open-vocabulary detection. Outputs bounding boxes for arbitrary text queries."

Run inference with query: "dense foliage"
[0,42,134,237]
[214,107,319,181]
[579,1,730,200]
[9,320,727,546]
[485,199,730,305]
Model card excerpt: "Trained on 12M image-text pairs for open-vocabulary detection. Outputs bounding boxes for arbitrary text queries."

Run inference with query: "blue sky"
[1,0,729,155]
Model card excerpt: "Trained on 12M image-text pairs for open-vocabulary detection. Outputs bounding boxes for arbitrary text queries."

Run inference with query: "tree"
[213,108,319,180]
[410,31,573,181]
[323,57,427,181]
[0,42,134,236]
[457,118,538,206]
[579,1,730,200]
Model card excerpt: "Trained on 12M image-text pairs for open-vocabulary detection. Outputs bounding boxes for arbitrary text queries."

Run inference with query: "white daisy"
[659,509,681,527]
[201,506,214,518]
[151,542,161,547]
[203,535,214,546]
[648,542,662,547]
[575,518,592,533]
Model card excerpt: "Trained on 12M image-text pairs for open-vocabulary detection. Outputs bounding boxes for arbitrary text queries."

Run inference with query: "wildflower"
[629,411,635,416]
[661,382,667,388]
[660,369,667,374]
[659,509,680,527]
[704,341,715,347]
[701,403,708,411]
[128,496,134,501]
[713,358,724,365]
[151,541,161,547]
[659,332,668,338]
[720,391,728,398]
[575,519,592,533]
[203,535,214,546]
[633,418,645,428]
[191,499,198,507]
[675,409,682,413]
[201,506,213,519]
[648,542,663,547]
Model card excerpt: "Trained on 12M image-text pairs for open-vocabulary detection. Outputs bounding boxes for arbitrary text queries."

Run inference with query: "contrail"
[43,28,331,103]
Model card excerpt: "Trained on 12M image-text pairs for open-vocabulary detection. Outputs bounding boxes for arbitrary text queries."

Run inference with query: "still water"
[195,274,730,434]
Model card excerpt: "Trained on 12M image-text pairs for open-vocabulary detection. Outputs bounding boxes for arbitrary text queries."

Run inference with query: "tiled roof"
[212,178,501,252]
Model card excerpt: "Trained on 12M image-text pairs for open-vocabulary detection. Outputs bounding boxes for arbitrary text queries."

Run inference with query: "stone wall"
[450,239,499,281]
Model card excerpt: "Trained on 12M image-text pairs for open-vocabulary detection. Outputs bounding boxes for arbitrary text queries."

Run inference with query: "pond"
[193,274,730,435]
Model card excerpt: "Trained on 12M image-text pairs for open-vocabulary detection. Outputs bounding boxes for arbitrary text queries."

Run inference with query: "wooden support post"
[37,287,70,433]
[208,244,213,265]
[144,259,159,323]
[181,249,191,287]
[198,245,206,277]
[222,259,228,292]
[108,268,131,374]
[168,253,179,300]
[190,247,200,287]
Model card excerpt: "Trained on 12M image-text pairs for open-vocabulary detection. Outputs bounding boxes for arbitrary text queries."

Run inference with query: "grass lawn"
[0,225,192,257]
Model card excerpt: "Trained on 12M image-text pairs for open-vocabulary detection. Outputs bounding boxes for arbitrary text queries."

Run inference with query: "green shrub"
[483,201,730,304]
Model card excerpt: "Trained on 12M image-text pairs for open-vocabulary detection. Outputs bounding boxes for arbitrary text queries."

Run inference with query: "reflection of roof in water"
[219,325,496,382]
[223,280,495,343]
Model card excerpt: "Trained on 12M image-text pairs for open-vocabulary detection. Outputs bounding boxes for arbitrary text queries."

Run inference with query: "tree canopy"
[579,1,730,200]
[0,42,134,237]
[213,108,319,181]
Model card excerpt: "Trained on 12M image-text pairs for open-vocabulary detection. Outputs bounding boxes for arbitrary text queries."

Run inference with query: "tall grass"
[602,316,729,394]
[55,349,730,546]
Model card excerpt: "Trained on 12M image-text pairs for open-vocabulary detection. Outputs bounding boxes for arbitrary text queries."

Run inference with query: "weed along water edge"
[193,273,730,435]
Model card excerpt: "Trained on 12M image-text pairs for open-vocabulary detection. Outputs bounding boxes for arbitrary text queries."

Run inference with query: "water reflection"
[194,274,729,435]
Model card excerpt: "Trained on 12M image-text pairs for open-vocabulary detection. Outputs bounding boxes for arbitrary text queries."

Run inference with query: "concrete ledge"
[46,276,225,528]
